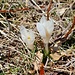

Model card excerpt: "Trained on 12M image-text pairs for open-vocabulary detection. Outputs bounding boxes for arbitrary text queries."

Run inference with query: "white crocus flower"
[37,15,54,44]
[20,25,35,50]
[36,15,54,54]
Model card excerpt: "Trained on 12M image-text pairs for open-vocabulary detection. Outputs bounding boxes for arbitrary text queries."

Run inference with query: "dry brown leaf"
[66,49,73,56]
[28,70,35,74]
[50,53,61,61]
[36,51,43,63]
[61,51,66,56]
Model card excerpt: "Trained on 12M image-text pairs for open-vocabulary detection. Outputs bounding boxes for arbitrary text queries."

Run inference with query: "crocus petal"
[19,25,27,42]
[40,15,46,23]
[27,43,34,50]
[25,30,35,50]
[37,22,46,38]
[37,15,54,44]
[44,19,54,35]
[20,25,35,50]
[26,30,35,45]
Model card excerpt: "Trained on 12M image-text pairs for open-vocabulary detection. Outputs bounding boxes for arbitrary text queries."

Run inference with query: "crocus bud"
[36,15,54,44]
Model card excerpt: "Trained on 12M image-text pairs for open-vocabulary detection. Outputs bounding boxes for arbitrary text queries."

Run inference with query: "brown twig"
[0,5,45,13]
[47,0,52,20]
[0,8,29,13]
[63,16,75,39]
[39,63,45,75]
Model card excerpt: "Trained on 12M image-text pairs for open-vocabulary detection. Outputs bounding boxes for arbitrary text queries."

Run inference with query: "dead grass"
[0,0,75,75]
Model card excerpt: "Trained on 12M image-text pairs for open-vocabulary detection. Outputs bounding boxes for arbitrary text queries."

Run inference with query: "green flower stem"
[45,43,49,56]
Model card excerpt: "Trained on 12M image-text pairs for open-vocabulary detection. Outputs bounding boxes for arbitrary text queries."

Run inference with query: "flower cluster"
[20,15,54,50]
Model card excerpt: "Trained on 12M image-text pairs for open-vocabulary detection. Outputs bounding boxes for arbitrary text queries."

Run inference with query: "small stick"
[47,0,52,20]
[63,16,75,39]
[65,58,75,67]
[44,57,49,68]
[0,30,7,37]
[53,68,72,75]
[30,0,45,14]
